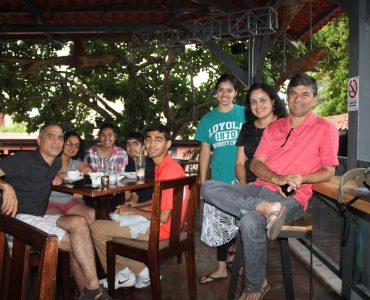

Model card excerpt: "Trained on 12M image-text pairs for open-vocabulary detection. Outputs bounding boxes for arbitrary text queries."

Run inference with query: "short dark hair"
[287,73,318,96]
[126,131,144,145]
[245,83,288,120]
[64,131,85,160]
[215,74,238,91]
[144,124,172,141]
[38,122,62,137]
[98,123,117,137]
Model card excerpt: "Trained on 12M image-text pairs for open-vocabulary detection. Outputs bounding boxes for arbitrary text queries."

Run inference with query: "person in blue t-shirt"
[195,74,246,283]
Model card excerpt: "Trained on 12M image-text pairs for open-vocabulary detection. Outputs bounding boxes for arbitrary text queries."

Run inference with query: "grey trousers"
[200,180,304,290]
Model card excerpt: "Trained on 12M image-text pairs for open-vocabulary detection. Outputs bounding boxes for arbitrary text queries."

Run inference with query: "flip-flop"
[266,206,287,240]
[242,283,271,300]
[199,274,228,284]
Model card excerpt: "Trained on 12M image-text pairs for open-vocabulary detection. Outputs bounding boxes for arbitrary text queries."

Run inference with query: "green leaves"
[0,14,349,138]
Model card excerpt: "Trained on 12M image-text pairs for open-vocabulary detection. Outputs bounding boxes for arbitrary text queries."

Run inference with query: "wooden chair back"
[147,175,197,251]
[0,214,59,300]
[107,175,199,299]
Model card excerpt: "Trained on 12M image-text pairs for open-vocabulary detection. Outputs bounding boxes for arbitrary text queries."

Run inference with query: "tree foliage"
[0,41,243,138]
[0,13,349,138]
[310,14,349,116]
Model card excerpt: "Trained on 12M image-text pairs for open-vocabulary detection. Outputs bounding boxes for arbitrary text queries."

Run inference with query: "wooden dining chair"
[106,175,199,299]
[0,214,59,300]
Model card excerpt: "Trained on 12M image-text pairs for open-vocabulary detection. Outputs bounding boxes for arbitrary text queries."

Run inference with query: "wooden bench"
[227,215,313,300]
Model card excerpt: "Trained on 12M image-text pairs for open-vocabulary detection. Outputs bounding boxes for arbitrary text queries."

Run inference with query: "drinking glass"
[134,154,146,182]
[108,160,118,185]
[97,157,108,173]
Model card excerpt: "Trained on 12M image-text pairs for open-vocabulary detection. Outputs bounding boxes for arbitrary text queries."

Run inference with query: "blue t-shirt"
[195,104,246,183]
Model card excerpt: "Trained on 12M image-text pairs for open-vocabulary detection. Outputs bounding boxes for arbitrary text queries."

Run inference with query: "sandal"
[80,285,112,300]
[266,206,287,240]
[242,283,270,300]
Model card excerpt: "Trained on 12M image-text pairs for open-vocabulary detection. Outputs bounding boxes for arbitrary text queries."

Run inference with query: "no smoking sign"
[347,76,359,111]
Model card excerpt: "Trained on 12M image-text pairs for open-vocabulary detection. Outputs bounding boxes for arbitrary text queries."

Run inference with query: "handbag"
[337,167,370,203]
[336,167,370,247]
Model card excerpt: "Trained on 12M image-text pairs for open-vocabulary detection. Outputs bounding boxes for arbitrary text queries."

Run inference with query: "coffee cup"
[109,173,118,185]
[67,170,81,179]
[89,172,104,187]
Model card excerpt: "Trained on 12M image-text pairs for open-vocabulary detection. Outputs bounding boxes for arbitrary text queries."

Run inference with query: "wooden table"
[53,177,154,219]
[313,176,370,214]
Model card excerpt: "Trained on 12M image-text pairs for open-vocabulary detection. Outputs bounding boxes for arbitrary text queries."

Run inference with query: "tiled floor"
[110,205,342,300]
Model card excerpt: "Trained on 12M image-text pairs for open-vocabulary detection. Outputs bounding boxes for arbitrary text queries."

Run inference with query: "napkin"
[110,213,150,238]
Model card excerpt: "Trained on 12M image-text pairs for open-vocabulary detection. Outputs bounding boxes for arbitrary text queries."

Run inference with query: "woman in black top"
[236,83,287,183]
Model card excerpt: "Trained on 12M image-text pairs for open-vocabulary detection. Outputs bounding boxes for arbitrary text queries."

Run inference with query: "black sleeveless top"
[236,120,265,183]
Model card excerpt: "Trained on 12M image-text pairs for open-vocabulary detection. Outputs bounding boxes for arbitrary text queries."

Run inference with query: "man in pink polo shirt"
[201,73,339,300]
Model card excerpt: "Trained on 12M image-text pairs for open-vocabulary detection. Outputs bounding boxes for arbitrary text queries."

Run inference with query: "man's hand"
[1,184,18,216]
[114,204,134,215]
[277,174,303,189]
[52,176,63,186]
[275,174,303,198]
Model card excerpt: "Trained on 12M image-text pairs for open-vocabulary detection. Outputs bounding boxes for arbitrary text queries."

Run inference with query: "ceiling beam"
[190,0,239,12]
[297,5,341,41]
[205,41,249,88]
[0,7,202,15]
[24,0,55,44]
[0,23,165,35]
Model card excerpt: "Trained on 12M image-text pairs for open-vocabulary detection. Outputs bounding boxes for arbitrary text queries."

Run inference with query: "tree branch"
[52,71,120,118]
[162,48,177,128]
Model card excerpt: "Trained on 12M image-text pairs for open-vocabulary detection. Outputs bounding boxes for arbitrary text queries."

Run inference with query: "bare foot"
[239,280,270,300]
[264,202,282,224]
[199,263,228,283]
[239,291,261,300]
[199,270,228,283]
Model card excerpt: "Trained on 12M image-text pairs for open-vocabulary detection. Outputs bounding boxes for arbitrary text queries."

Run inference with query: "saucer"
[64,175,84,182]
[123,172,136,179]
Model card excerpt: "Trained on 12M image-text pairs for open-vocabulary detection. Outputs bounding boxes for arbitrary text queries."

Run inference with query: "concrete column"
[342,0,370,168]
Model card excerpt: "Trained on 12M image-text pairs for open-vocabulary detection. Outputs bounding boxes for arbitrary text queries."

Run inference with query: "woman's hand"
[79,162,93,175]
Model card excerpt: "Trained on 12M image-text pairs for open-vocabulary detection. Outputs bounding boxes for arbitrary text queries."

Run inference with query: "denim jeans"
[201,180,304,290]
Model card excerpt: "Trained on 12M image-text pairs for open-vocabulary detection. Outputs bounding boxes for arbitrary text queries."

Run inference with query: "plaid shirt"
[84,145,128,173]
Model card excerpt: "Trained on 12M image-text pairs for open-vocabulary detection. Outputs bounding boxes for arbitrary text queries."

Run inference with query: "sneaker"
[134,275,151,288]
[100,270,136,289]
[134,274,162,289]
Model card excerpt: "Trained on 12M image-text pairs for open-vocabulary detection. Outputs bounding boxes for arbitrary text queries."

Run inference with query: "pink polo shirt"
[253,112,339,210]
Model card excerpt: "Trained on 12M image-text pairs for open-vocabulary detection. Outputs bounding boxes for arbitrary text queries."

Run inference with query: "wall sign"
[347,76,359,111]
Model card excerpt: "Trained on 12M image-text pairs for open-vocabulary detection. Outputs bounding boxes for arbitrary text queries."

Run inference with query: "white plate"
[123,172,137,179]
[64,175,84,182]
[117,174,125,181]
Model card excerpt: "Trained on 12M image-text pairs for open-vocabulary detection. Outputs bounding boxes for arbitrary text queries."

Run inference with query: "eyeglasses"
[280,128,293,148]
[65,140,80,150]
